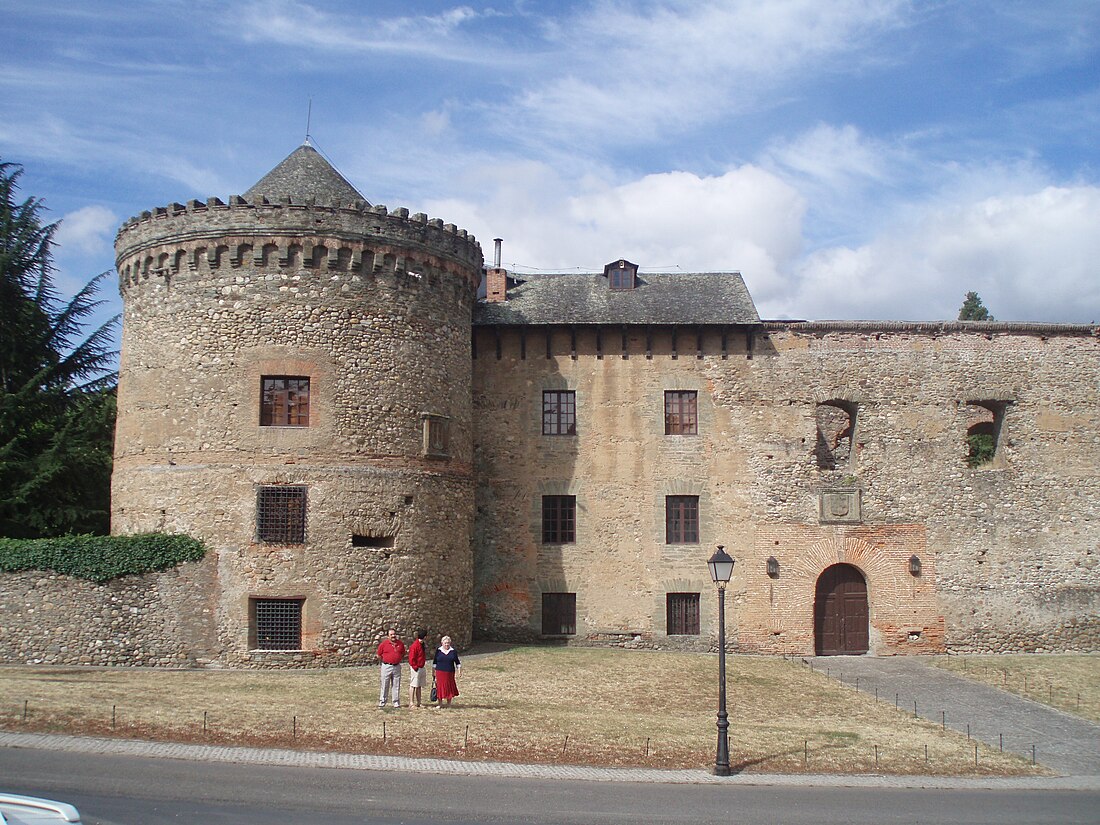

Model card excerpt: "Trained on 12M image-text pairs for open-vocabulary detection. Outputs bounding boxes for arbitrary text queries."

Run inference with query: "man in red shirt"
[377,628,406,709]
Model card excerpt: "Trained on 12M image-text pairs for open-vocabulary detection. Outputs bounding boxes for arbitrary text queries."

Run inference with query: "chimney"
[486,238,507,302]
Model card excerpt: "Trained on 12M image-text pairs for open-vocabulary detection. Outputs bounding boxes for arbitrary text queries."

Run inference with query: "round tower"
[112,143,483,665]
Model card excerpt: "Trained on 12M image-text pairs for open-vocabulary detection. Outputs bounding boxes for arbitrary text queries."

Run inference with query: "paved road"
[3,745,1099,825]
[809,656,1100,777]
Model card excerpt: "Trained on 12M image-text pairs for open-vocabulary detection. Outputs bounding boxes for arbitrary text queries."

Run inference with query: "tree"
[958,291,994,321]
[0,159,119,537]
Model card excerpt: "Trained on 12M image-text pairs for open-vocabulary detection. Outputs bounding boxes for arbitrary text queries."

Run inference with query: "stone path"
[809,656,1100,777]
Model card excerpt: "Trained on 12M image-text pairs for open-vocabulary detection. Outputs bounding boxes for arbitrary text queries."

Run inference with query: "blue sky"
[2,0,1098,326]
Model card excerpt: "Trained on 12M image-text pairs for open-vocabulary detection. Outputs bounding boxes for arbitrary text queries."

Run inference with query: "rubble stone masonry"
[471,322,1098,655]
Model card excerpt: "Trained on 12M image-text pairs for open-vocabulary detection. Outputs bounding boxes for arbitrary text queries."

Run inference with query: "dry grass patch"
[0,647,1041,775]
[930,654,1100,722]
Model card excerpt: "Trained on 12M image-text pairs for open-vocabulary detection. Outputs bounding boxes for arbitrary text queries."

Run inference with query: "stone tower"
[112,143,483,665]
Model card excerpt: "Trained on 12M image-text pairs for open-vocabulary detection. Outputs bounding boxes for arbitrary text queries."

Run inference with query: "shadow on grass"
[731,741,849,774]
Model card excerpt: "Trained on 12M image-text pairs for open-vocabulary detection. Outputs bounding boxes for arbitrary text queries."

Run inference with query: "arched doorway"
[814,563,869,655]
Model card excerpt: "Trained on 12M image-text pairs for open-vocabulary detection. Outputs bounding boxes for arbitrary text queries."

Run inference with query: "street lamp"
[707,544,735,776]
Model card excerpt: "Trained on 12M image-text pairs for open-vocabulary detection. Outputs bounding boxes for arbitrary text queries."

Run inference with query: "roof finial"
[304,97,313,146]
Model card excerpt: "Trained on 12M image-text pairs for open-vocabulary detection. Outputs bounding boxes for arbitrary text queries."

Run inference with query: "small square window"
[542,592,577,635]
[666,593,700,635]
[542,495,576,544]
[666,495,699,544]
[261,376,310,426]
[257,486,307,544]
[665,391,698,435]
[250,597,303,650]
[542,390,577,435]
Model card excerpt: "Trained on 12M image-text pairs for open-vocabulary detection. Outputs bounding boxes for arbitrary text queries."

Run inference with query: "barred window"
[541,495,576,544]
[542,390,577,435]
[261,376,310,427]
[251,597,303,650]
[257,486,307,544]
[665,495,699,544]
[665,391,697,435]
[542,592,577,635]
[666,592,700,635]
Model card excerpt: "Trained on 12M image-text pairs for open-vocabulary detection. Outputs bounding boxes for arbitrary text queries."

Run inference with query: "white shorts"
[409,665,427,687]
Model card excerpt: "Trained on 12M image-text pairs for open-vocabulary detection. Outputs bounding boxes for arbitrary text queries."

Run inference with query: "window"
[542,390,577,435]
[604,258,638,290]
[542,592,577,635]
[965,401,1007,467]
[666,593,700,635]
[664,391,698,435]
[257,486,307,544]
[352,534,395,548]
[815,401,856,470]
[251,598,303,650]
[542,495,576,543]
[260,376,310,426]
[666,495,699,544]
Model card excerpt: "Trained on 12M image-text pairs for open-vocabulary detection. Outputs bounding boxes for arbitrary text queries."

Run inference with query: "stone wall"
[472,322,1099,655]
[107,195,482,666]
[0,558,216,666]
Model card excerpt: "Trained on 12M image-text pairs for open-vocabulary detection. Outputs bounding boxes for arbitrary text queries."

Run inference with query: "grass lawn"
[929,654,1100,723]
[0,646,1042,776]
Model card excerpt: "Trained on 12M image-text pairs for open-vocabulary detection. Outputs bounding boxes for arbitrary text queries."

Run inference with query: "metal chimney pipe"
[493,238,503,269]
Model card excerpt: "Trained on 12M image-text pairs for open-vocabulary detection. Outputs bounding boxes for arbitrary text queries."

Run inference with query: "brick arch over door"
[814,563,869,655]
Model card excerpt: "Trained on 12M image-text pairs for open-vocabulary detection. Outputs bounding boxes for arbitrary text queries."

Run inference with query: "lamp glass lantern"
[909,555,922,577]
[708,546,735,586]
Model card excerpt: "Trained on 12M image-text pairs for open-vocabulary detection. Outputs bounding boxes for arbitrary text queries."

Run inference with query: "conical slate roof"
[244,142,368,204]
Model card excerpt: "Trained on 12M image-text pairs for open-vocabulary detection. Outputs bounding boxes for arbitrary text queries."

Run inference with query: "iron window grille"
[251,597,303,650]
[542,390,577,435]
[257,486,307,544]
[665,495,700,544]
[664,391,698,435]
[541,592,577,635]
[260,376,310,427]
[666,592,701,635]
[541,495,576,544]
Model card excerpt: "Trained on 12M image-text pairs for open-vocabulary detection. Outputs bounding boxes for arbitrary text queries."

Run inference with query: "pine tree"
[958,291,994,321]
[0,159,118,537]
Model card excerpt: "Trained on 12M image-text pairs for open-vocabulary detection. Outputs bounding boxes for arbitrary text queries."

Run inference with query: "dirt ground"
[0,646,1054,776]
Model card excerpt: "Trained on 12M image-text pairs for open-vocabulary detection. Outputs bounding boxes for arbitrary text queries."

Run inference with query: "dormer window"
[604,258,638,290]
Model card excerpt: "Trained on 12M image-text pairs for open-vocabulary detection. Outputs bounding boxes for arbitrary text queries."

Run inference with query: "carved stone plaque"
[819,488,861,524]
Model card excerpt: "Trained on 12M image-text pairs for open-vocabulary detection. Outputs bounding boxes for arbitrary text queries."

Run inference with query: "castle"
[2,143,1097,666]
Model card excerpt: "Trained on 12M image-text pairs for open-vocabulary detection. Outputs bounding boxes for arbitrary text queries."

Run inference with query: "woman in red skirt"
[432,635,461,709]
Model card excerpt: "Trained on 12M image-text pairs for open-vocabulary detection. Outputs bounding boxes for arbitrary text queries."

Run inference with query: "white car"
[0,794,81,824]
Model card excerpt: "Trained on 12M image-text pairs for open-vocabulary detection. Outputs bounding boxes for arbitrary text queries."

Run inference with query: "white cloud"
[785,185,1100,322]
[500,0,908,145]
[55,205,117,255]
[235,1,486,61]
[428,160,805,298]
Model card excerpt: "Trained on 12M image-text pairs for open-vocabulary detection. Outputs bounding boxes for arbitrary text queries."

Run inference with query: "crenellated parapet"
[115,195,484,295]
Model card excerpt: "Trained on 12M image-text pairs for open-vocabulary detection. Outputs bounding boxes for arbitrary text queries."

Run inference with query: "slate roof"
[474,272,761,326]
[244,142,368,205]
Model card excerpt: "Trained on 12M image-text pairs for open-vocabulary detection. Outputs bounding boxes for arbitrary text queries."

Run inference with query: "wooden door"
[814,564,869,655]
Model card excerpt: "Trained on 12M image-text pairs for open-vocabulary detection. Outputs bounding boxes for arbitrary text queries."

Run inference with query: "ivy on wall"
[0,533,206,583]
